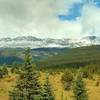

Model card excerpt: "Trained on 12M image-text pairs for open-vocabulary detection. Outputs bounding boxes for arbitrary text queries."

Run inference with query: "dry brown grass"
[40,72,100,100]
[0,75,16,100]
[85,79,100,100]
[0,72,100,100]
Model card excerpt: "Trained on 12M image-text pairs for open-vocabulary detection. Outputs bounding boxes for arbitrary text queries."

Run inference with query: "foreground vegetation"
[0,47,100,100]
[0,71,100,100]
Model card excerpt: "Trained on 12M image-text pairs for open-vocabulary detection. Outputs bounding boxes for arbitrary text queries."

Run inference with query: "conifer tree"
[0,68,3,78]
[73,75,88,100]
[61,70,73,90]
[9,48,41,100]
[41,73,55,100]
[2,64,8,76]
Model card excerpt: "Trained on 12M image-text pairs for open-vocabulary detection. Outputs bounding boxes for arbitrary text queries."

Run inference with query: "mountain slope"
[38,45,100,68]
[0,47,66,65]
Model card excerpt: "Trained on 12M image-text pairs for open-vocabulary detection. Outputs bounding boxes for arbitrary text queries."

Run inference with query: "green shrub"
[73,75,88,100]
[80,67,93,79]
[41,74,55,100]
[61,70,74,90]
[0,65,8,78]
[2,66,8,76]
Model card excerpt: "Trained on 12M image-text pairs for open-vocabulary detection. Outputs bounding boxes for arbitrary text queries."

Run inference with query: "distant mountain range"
[0,36,100,48]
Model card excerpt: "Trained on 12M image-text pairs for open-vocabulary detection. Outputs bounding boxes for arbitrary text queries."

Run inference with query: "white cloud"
[0,0,82,38]
[0,0,99,39]
[80,3,100,36]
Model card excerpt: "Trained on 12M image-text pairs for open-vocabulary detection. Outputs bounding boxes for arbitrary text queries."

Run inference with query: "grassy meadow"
[0,70,100,100]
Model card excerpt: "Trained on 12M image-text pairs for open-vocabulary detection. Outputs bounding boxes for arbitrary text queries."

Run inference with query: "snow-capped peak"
[0,36,99,48]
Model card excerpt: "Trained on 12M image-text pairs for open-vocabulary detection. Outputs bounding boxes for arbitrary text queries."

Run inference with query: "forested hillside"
[0,48,66,65]
[38,45,100,68]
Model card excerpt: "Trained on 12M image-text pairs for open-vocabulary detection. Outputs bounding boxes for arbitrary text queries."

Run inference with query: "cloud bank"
[0,0,100,38]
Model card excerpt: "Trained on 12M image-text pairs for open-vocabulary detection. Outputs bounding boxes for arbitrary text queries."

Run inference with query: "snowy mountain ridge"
[0,36,100,48]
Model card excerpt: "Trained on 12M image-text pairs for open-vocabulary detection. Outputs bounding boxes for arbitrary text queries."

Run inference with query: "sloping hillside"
[38,45,100,68]
[0,47,66,65]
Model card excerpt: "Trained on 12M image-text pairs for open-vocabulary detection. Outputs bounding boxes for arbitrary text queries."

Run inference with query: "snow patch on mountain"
[0,36,99,48]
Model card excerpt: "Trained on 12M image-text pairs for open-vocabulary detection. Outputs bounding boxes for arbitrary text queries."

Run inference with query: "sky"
[0,0,100,39]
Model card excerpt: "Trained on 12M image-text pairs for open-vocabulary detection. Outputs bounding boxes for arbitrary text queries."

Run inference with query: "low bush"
[61,70,74,90]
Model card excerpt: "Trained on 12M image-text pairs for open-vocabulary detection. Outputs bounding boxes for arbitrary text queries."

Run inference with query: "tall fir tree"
[73,75,88,100]
[9,48,41,100]
[41,73,55,100]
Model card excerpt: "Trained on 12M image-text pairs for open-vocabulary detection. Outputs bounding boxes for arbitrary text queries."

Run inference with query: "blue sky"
[58,0,100,21]
[0,0,100,38]
[58,2,83,21]
[94,0,100,7]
